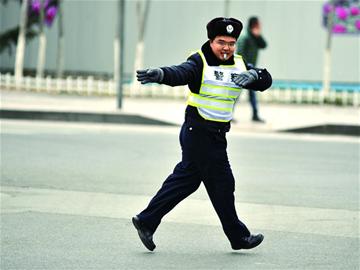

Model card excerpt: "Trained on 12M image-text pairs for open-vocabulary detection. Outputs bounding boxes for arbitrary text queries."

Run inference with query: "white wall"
[0,0,359,82]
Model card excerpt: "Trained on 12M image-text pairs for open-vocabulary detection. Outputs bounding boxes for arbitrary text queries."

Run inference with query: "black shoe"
[252,116,265,123]
[232,234,264,250]
[132,216,156,251]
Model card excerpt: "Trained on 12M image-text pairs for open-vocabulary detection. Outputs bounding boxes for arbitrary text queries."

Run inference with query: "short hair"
[248,17,259,29]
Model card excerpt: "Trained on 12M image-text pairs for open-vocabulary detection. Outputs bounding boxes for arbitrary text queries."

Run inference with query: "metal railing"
[1,73,359,106]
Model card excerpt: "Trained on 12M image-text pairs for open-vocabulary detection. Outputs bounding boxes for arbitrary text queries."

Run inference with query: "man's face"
[210,35,237,61]
[251,22,261,36]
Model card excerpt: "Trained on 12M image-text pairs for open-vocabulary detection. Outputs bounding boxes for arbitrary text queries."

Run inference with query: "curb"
[282,124,360,137]
[0,109,177,126]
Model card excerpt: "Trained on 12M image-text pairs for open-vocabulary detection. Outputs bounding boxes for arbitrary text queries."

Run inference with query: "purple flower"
[44,0,50,9]
[30,0,41,15]
[350,6,360,16]
[45,6,57,26]
[335,6,348,20]
[355,20,360,31]
[332,24,347,33]
[323,3,333,14]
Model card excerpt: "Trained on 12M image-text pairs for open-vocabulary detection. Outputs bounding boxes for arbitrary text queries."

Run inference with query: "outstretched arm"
[243,66,272,91]
[233,64,272,92]
[137,68,164,84]
[137,53,201,87]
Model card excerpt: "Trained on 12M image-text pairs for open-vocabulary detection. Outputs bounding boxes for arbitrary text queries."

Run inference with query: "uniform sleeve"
[254,35,267,49]
[244,63,272,91]
[160,53,203,87]
[236,36,249,57]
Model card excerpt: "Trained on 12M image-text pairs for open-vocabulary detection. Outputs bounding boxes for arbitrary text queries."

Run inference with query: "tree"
[0,0,58,79]
[321,0,360,102]
[14,0,29,82]
[224,0,230,17]
[36,0,46,78]
[131,0,151,93]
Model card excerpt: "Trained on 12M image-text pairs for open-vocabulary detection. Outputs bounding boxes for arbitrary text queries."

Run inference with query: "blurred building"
[0,0,359,83]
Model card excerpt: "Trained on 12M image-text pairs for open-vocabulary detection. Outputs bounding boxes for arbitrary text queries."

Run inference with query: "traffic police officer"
[132,17,272,252]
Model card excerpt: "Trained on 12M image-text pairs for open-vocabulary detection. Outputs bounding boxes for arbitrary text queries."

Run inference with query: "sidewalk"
[0,89,359,134]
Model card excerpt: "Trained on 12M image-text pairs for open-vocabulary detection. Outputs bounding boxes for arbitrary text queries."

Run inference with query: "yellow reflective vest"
[187,50,247,122]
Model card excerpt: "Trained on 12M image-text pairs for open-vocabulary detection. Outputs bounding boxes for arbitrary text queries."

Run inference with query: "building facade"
[0,0,359,83]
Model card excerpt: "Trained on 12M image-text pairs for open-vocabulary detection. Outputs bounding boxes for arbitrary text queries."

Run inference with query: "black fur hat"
[207,17,243,40]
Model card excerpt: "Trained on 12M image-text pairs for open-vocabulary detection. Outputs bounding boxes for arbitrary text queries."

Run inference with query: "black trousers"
[137,120,250,247]
[249,89,259,118]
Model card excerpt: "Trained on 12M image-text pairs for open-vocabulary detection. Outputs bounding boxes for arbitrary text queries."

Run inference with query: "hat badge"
[226,24,234,34]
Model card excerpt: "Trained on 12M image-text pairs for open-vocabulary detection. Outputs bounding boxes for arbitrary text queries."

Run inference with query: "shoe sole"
[232,234,264,250]
[132,217,156,251]
[244,234,264,249]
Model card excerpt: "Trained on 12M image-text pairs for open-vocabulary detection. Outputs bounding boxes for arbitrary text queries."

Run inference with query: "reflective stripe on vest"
[187,50,247,122]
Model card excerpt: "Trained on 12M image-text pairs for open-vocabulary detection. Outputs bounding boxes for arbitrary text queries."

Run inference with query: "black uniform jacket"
[160,41,272,132]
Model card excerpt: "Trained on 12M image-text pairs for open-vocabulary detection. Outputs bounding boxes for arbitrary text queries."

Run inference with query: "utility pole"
[115,0,125,109]
[131,0,151,94]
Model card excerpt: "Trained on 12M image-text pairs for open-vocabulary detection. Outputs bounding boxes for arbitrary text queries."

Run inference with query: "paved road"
[1,120,359,269]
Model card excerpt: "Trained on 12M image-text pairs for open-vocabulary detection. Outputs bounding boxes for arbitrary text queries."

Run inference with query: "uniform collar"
[201,40,235,66]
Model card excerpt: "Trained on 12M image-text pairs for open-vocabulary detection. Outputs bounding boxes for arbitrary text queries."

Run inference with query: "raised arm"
[232,63,272,92]
[136,53,202,87]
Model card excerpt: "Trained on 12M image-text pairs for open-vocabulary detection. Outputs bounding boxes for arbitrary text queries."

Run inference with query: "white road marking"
[1,119,358,143]
[1,186,358,238]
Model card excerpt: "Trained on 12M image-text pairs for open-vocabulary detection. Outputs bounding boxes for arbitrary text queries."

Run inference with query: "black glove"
[136,68,164,84]
[233,69,259,87]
